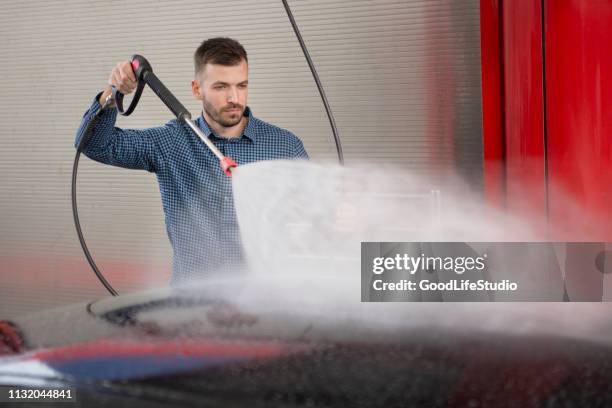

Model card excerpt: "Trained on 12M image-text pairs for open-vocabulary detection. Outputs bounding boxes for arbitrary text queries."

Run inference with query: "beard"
[203,100,245,128]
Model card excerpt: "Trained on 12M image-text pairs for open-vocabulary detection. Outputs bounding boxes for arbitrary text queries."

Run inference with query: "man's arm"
[75,60,175,172]
[74,93,171,173]
[292,136,309,160]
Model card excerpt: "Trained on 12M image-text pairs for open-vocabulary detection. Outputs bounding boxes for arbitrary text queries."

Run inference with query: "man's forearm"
[74,90,119,153]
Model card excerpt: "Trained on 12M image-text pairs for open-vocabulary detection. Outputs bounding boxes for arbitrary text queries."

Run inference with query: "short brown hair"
[194,37,248,75]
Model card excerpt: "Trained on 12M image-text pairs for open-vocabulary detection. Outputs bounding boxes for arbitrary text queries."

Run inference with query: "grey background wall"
[0,0,482,317]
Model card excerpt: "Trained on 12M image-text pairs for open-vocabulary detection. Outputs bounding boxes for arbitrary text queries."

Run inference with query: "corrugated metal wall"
[0,0,482,317]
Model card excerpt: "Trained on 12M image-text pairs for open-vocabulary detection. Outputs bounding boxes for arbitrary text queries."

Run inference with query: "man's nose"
[227,87,238,103]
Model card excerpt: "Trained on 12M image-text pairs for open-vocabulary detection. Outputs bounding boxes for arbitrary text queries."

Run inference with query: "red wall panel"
[502,0,548,236]
[480,0,506,208]
[544,0,612,240]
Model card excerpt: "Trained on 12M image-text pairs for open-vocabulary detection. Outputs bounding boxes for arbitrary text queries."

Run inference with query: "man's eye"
[214,85,225,90]
[238,84,248,89]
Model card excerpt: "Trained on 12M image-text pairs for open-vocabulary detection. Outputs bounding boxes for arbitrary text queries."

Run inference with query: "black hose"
[282,0,344,165]
[72,107,118,296]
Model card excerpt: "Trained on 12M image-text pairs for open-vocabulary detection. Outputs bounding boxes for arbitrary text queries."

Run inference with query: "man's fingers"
[121,61,137,82]
[110,67,135,94]
[111,71,120,89]
[111,71,130,94]
[107,61,138,95]
[119,69,137,91]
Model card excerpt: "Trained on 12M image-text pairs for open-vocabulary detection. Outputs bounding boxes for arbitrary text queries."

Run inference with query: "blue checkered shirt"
[75,94,308,285]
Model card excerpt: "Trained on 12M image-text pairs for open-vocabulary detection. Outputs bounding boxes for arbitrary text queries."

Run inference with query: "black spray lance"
[113,55,238,175]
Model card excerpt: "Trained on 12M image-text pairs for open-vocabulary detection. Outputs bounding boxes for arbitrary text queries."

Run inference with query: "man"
[74,37,308,285]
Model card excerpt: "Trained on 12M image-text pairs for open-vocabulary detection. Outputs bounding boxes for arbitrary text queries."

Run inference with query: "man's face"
[192,59,248,128]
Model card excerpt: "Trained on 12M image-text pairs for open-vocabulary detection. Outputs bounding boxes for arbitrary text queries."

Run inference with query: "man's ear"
[191,79,203,100]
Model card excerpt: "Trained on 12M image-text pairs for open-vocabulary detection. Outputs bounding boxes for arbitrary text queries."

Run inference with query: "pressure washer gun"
[111,55,237,176]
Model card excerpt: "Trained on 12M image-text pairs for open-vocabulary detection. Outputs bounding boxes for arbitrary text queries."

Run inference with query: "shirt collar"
[197,107,256,142]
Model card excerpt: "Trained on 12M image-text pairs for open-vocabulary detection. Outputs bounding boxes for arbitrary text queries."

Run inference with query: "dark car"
[2,276,612,407]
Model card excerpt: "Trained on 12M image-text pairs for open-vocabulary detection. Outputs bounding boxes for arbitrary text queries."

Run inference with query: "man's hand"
[98,61,138,105]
